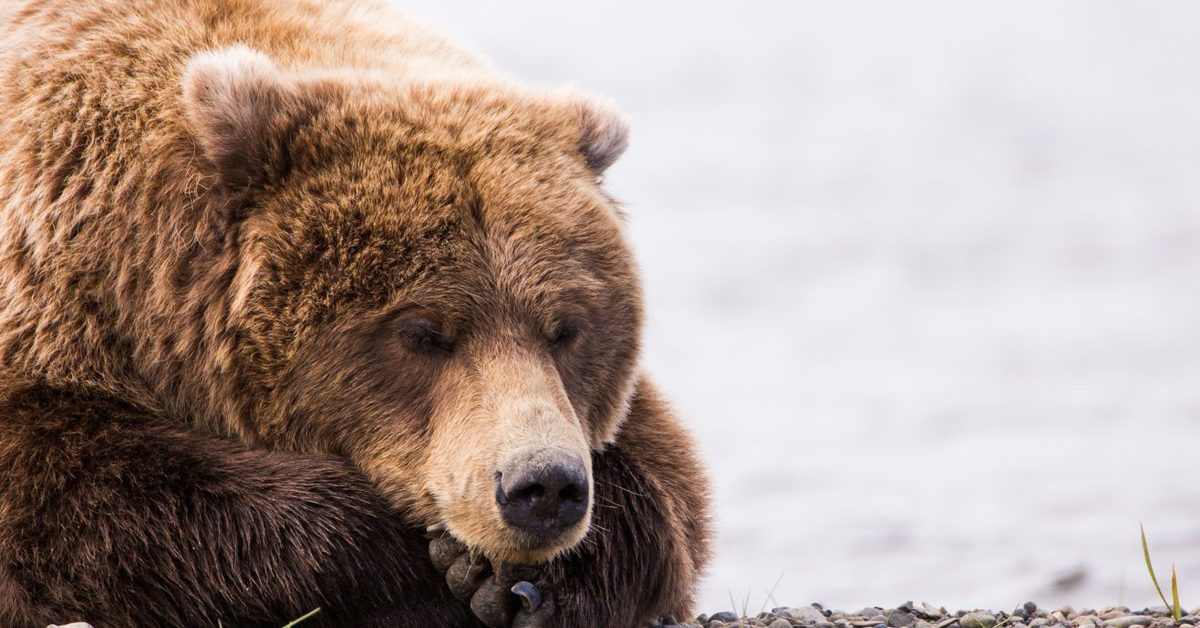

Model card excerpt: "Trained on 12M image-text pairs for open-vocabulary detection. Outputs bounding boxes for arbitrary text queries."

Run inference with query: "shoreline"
[663,602,1200,628]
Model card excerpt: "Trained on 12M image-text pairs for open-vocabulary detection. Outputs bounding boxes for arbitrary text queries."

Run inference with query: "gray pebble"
[770,620,794,628]
[890,612,918,627]
[1102,617,1154,628]
[961,613,998,628]
[712,613,740,623]
[785,608,832,624]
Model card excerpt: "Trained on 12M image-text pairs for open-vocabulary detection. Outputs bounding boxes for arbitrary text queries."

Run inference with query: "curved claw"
[510,581,542,613]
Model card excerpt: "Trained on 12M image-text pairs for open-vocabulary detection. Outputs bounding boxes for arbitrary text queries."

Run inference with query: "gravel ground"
[50,601,1200,628]
[658,602,1200,628]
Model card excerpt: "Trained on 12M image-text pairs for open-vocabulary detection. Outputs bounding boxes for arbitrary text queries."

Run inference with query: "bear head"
[181,46,641,563]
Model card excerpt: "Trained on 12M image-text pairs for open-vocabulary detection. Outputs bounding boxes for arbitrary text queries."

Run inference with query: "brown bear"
[0,0,711,626]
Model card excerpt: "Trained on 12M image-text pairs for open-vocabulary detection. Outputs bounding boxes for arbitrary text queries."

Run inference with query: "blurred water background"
[399,0,1200,613]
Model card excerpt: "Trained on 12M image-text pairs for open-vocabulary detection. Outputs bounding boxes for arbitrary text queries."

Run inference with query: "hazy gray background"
[399,0,1200,613]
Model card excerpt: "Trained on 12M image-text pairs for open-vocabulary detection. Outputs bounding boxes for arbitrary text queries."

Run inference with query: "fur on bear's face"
[182,47,641,562]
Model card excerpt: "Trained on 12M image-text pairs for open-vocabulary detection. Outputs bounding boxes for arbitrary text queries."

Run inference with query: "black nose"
[496,450,589,537]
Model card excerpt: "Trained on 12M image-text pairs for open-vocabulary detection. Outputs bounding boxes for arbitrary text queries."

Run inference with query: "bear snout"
[494,448,589,542]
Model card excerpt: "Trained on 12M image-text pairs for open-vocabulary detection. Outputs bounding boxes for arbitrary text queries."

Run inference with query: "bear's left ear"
[568,95,630,175]
[181,46,314,190]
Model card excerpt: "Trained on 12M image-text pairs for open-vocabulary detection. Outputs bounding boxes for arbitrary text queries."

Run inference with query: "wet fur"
[0,0,710,625]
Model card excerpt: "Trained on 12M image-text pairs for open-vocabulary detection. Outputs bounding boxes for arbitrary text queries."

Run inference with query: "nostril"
[558,483,584,503]
[514,482,545,502]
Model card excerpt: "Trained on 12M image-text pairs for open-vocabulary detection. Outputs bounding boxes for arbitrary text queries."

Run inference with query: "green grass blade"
[1172,565,1183,621]
[281,607,321,628]
[1142,524,1172,611]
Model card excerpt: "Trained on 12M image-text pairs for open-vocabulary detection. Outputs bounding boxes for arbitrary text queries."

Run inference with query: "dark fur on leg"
[0,380,480,627]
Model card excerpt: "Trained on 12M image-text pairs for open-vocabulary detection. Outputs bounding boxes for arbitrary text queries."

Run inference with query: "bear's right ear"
[182,46,309,190]
[570,95,630,175]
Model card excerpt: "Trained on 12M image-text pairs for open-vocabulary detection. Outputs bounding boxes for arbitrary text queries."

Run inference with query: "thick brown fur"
[0,0,710,626]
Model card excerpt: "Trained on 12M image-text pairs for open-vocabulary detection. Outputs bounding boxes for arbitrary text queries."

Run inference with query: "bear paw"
[428,528,555,628]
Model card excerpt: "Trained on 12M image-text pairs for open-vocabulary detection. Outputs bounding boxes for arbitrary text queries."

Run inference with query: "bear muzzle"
[494,447,590,545]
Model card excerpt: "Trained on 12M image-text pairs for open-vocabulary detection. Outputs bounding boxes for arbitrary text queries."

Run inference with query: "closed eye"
[547,316,584,348]
[398,317,454,355]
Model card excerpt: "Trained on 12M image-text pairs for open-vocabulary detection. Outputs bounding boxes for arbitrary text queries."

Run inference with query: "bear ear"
[569,95,630,175]
[181,46,307,190]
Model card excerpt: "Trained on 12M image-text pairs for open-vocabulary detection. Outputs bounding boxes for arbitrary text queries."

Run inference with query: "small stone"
[961,613,998,628]
[934,617,959,628]
[1102,618,1154,628]
[1025,604,1039,616]
[1029,619,1049,627]
[785,608,832,624]
[869,617,888,624]
[770,620,794,628]
[890,612,918,627]
[708,622,728,628]
[712,613,740,623]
